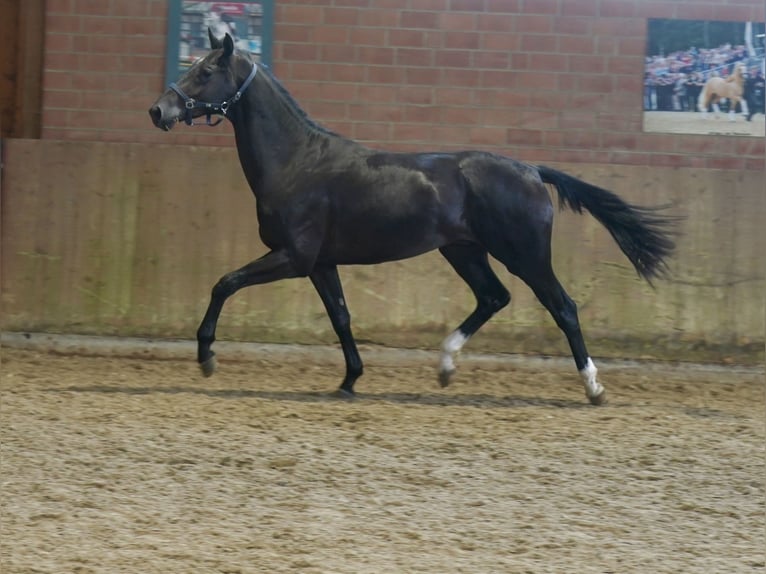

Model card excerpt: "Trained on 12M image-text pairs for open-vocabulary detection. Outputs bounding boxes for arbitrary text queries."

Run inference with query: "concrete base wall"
[2,140,763,363]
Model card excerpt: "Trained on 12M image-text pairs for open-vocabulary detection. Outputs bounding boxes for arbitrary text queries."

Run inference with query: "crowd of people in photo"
[644,43,765,119]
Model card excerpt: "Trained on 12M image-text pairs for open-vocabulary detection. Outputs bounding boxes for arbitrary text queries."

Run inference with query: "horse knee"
[212,274,238,300]
[480,286,510,315]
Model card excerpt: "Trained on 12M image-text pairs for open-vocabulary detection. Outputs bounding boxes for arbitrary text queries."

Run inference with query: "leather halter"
[169,63,258,126]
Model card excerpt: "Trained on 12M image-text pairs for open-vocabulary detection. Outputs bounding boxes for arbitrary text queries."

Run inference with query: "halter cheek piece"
[168,63,258,126]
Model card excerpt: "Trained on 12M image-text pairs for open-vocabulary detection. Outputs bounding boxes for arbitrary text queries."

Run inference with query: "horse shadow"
[51,384,592,409]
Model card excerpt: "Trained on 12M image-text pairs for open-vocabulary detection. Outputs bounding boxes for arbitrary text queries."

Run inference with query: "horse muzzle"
[148,100,181,132]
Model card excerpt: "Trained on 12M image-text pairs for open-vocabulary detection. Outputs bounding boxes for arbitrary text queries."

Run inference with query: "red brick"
[405,105,441,123]
[521,35,554,53]
[322,7,359,26]
[350,28,386,46]
[634,2,676,18]
[396,48,433,67]
[442,68,480,87]
[279,5,323,25]
[75,0,107,15]
[476,13,513,32]
[283,43,319,61]
[401,11,440,29]
[674,3,715,20]
[516,71,559,90]
[393,123,428,142]
[449,0,483,12]
[389,29,426,47]
[354,122,391,141]
[436,50,471,68]
[608,56,639,75]
[314,26,350,45]
[599,0,636,18]
[277,25,314,43]
[507,129,543,145]
[398,86,433,104]
[529,53,567,72]
[561,0,597,16]
[569,55,605,74]
[404,67,441,85]
[553,16,591,35]
[366,66,405,84]
[617,37,645,57]
[434,87,473,105]
[328,64,366,83]
[320,45,355,63]
[46,13,82,33]
[357,46,395,65]
[445,31,480,50]
[410,0,448,9]
[559,36,595,54]
[482,33,520,52]
[470,126,506,145]
[47,0,74,12]
[485,0,521,13]
[522,0,558,14]
[440,106,481,125]
[439,13,476,30]
[358,9,399,27]
[515,14,554,34]
[472,51,509,69]
[80,15,122,35]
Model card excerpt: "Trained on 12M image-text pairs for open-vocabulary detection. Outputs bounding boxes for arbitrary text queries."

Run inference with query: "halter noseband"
[169,63,258,126]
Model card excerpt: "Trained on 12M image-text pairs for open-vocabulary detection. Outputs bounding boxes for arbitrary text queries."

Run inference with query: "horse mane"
[726,64,744,83]
[255,60,346,141]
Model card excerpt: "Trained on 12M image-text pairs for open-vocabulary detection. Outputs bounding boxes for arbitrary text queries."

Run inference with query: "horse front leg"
[197,250,300,376]
[309,265,363,397]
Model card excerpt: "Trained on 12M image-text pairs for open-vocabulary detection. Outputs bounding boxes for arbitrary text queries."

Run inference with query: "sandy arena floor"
[643,110,765,136]
[1,339,764,573]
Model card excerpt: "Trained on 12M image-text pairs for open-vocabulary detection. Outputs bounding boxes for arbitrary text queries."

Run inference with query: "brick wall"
[42,0,765,169]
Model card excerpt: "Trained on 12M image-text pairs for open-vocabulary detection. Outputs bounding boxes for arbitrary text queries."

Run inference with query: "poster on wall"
[165,1,273,85]
[643,19,765,137]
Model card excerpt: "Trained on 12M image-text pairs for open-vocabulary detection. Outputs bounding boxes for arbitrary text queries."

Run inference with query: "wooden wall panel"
[1,140,763,363]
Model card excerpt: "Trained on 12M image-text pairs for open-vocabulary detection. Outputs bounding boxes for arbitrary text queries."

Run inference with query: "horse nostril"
[149,105,162,126]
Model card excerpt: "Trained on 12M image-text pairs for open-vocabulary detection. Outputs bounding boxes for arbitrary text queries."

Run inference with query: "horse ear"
[223,33,235,58]
[208,28,222,50]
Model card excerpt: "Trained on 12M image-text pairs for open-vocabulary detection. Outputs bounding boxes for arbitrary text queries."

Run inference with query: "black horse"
[150,32,676,405]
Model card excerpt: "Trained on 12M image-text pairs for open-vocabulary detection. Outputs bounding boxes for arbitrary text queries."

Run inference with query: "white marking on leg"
[740,99,749,117]
[579,357,604,402]
[438,330,469,385]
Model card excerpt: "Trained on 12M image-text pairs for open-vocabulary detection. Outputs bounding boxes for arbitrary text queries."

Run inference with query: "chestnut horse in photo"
[698,63,749,119]
[149,31,677,405]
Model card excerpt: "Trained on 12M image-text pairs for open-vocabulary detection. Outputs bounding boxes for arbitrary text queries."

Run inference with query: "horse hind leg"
[515,261,606,405]
[438,243,510,387]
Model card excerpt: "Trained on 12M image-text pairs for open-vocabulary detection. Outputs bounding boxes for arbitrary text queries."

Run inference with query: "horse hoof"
[334,387,356,400]
[588,389,607,406]
[199,354,217,377]
[438,368,455,388]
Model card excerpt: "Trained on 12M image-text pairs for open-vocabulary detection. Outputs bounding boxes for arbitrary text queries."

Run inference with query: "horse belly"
[324,186,464,264]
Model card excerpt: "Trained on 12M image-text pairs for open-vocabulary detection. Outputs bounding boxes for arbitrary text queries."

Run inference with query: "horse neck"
[228,69,339,193]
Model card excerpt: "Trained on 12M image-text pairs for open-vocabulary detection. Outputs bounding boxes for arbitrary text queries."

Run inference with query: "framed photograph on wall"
[165,0,273,85]
[643,18,765,137]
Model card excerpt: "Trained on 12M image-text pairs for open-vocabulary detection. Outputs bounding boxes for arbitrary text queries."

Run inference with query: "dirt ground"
[643,110,765,136]
[1,339,764,574]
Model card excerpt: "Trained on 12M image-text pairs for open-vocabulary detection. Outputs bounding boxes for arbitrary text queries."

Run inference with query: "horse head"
[727,63,746,84]
[149,30,257,131]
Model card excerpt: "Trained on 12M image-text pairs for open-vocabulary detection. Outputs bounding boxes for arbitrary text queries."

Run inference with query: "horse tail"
[536,165,678,284]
